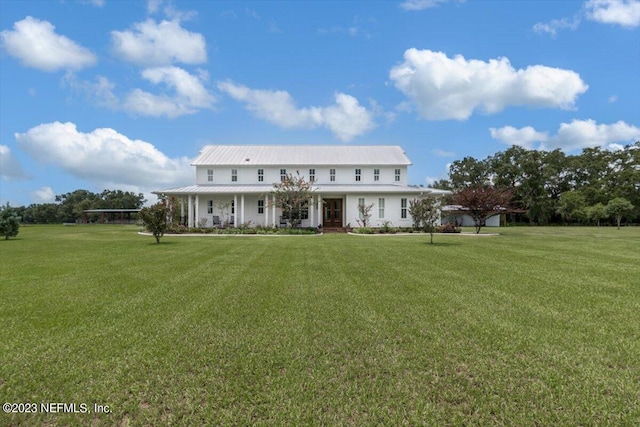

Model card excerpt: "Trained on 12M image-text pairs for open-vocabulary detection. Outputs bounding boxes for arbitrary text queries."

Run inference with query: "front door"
[324,198,342,228]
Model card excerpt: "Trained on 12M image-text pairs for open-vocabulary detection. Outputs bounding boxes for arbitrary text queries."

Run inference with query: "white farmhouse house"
[154,145,450,229]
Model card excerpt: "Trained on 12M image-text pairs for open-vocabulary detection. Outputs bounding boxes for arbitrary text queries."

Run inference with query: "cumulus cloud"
[389,49,588,120]
[123,66,215,117]
[534,0,640,36]
[0,145,28,180]
[217,81,376,141]
[585,0,640,27]
[400,0,462,11]
[0,16,96,72]
[490,119,640,151]
[111,19,206,66]
[31,186,55,203]
[15,122,192,189]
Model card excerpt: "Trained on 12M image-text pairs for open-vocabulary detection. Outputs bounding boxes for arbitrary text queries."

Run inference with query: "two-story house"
[154,145,450,229]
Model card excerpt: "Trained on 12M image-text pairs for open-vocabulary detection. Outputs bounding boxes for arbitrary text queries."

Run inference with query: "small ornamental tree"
[409,196,440,244]
[271,171,315,229]
[356,202,374,228]
[139,202,169,243]
[0,203,20,240]
[451,186,512,234]
[606,197,634,229]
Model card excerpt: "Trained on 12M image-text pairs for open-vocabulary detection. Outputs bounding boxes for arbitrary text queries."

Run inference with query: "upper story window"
[207,169,213,182]
[355,168,361,182]
[395,168,401,182]
[231,169,238,182]
[374,169,380,182]
[258,169,264,182]
[330,169,336,182]
[280,168,287,182]
[309,169,316,182]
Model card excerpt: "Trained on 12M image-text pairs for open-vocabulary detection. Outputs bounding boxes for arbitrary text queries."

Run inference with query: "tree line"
[432,142,639,225]
[10,189,146,224]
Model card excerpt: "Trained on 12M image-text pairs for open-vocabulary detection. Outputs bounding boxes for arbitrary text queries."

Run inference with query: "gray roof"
[154,184,450,196]
[191,145,412,166]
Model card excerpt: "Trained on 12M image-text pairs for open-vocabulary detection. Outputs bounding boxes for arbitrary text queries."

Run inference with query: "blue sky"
[1,0,639,206]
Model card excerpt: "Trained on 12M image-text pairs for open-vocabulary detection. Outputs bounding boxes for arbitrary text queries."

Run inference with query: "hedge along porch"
[154,145,451,229]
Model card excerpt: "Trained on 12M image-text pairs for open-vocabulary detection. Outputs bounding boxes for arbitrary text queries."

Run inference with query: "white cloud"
[31,186,55,203]
[0,145,28,180]
[585,0,640,27]
[15,122,192,189]
[608,95,618,103]
[533,16,581,37]
[399,0,462,11]
[489,126,549,150]
[123,66,215,117]
[0,16,96,72]
[389,49,588,120]
[111,19,206,66]
[80,0,105,7]
[535,0,640,36]
[217,81,376,141]
[490,119,640,151]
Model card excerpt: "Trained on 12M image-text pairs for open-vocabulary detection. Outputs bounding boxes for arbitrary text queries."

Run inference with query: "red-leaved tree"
[451,186,512,234]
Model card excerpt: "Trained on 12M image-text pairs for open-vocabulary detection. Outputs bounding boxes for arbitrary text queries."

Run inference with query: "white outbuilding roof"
[191,145,412,166]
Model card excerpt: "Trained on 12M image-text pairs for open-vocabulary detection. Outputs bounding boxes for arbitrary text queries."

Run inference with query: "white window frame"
[207,200,214,214]
[395,169,401,182]
[280,168,287,182]
[231,169,238,182]
[330,168,336,182]
[258,169,264,182]
[207,169,213,182]
[374,169,380,182]
[401,198,407,219]
[378,198,385,218]
[355,168,361,182]
[258,199,264,214]
[309,168,315,182]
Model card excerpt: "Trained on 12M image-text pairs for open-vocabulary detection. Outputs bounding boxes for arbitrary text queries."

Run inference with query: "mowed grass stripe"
[0,225,639,425]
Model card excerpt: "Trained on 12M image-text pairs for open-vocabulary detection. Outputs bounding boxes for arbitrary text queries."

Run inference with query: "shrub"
[437,223,461,233]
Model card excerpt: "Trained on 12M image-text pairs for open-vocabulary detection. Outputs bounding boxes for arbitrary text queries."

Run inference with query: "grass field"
[1,225,639,426]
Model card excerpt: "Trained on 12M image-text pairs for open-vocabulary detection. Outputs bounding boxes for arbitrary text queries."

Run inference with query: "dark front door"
[324,198,342,228]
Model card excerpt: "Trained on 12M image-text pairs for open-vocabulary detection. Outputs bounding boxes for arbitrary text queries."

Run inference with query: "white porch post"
[309,196,314,227]
[317,194,322,227]
[241,194,245,225]
[233,194,238,227]
[180,197,185,224]
[195,195,199,227]
[187,195,193,227]
[265,194,269,227]
[272,195,276,227]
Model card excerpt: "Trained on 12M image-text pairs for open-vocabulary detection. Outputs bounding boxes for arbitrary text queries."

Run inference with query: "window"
[378,198,385,218]
[401,198,407,219]
[395,168,401,182]
[280,168,287,182]
[309,168,315,182]
[231,200,235,214]
[258,169,264,182]
[355,168,361,182]
[330,168,336,182]
[231,169,238,182]
[358,198,365,219]
[283,202,309,220]
[207,169,213,182]
[374,169,380,182]
[207,200,214,214]
[258,199,264,214]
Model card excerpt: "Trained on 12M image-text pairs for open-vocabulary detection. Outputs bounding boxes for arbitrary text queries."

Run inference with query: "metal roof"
[191,145,412,166]
[154,184,450,196]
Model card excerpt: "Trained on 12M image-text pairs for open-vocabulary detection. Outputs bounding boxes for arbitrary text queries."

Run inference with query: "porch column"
[233,194,238,227]
[265,194,269,227]
[195,195,199,227]
[309,196,314,227]
[187,195,193,227]
[241,194,245,225]
[272,195,276,227]
[180,197,185,225]
[317,195,322,227]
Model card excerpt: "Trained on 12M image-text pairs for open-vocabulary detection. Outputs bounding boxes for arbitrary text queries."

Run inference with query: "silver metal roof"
[154,184,450,196]
[191,145,412,166]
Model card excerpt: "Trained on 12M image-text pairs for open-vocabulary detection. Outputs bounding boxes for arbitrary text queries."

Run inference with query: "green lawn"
[1,225,639,426]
